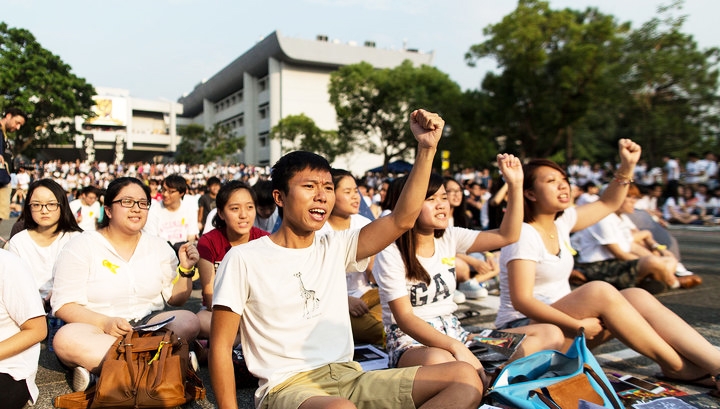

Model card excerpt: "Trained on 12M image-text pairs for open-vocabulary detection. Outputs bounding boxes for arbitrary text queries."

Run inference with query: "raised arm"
[356,109,442,260]
[468,154,523,253]
[573,139,641,232]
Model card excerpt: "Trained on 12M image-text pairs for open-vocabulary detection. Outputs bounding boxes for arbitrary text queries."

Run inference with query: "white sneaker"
[189,351,199,372]
[675,263,694,277]
[453,290,466,304]
[72,366,92,392]
[458,280,489,299]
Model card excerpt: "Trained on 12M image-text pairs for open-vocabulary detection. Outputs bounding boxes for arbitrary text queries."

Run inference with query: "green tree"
[176,123,244,164]
[465,0,628,163]
[328,60,462,172]
[269,114,346,164]
[615,2,720,164]
[0,23,95,157]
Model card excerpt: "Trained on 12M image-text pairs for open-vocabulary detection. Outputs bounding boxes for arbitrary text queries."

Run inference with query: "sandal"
[654,372,715,388]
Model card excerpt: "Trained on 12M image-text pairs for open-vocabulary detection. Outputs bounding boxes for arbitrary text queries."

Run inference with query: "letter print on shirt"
[294,272,320,319]
[409,272,452,307]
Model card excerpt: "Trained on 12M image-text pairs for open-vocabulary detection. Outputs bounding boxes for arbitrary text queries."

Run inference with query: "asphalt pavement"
[3,216,719,409]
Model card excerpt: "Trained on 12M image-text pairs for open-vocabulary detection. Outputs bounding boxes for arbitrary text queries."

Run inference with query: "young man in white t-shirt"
[210,110,483,409]
[69,186,101,231]
[143,174,199,246]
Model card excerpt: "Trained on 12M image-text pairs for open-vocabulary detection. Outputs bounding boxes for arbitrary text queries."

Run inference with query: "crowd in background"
[2,149,720,229]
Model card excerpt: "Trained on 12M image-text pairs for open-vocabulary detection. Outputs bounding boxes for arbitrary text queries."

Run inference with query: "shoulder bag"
[486,330,623,409]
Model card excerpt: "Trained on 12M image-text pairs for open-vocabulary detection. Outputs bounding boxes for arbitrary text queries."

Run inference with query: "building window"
[259,132,268,147]
[258,77,267,92]
[258,103,269,119]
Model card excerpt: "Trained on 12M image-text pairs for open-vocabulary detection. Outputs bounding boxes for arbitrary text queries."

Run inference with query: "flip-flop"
[654,372,715,388]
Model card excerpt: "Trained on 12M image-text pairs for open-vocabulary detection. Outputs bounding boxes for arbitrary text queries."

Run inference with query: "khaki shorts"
[0,184,10,219]
[262,361,418,409]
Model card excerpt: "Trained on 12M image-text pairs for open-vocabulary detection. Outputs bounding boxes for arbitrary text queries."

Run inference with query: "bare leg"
[503,323,565,360]
[412,362,483,409]
[148,310,200,341]
[552,281,680,360]
[622,288,720,381]
[52,323,117,372]
[552,282,720,391]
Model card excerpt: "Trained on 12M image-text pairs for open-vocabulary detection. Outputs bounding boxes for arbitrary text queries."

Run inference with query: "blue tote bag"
[487,331,622,409]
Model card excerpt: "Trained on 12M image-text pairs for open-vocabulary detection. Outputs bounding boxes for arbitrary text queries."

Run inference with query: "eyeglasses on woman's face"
[112,198,151,210]
[29,202,59,212]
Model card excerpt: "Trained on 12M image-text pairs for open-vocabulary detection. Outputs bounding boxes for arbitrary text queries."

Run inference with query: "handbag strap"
[582,364,622,409]
[121,330,137,383]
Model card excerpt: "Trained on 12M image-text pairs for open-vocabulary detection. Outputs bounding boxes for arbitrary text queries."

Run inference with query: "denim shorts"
[385,313,469,368]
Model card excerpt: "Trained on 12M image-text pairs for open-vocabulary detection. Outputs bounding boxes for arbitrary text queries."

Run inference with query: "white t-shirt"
[7,230,81,299]
[51,231,177,321]
[254,207,279,233]
[662,197,684,221]
[15,171,30,190]
[69,199,101,232]
[144,201,200,244]
[0,249,46,403]
[213,231,368,408]
[572,212,632,263]
[496,208,577,328]
[373,227,477,326]
[318,214,372,298]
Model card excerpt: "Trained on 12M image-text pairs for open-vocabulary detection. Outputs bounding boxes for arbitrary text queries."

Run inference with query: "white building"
[72,87,184,164]
[178,30,434,175]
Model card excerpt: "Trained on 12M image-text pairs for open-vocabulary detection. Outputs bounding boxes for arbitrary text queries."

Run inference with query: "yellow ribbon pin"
[564,240,578,256]
[441,257,456,266]
[102,259,119,274]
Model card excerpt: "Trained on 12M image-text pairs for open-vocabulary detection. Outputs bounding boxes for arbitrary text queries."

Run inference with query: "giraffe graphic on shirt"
[294,272,320,318]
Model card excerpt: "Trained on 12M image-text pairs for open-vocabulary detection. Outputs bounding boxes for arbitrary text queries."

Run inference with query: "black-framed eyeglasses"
[29,202,60,212]
[112,198,151,210]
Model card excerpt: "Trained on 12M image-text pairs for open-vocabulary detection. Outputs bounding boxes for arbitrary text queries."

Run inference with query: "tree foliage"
[328,60,463,172]
[269,113,346,164]
[175,123,244,164]
[0,23,95,157]
[466,0,628,163]
[614,2,720,164]
[465,0,719,167]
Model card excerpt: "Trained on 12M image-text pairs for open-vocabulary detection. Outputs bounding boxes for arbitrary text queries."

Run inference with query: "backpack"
[54,329,205,409]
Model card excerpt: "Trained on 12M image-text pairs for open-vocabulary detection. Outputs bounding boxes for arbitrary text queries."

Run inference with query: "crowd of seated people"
[2,136,720,407]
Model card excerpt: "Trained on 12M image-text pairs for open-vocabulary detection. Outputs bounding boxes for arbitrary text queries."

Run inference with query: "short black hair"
[162,174,188,195]
[81,185,99,196]
[271,151,331,195]
[252,180,275,208]
[3,107,28,120]
[206,176,222,187]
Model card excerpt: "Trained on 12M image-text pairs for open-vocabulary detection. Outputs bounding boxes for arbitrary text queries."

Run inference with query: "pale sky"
[4,0,718,101]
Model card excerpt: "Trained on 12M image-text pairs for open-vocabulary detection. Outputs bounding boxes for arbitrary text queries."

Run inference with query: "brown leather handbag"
[54,329,205,409]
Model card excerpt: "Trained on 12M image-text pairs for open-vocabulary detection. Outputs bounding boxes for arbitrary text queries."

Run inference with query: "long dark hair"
[21,179,82,234]
[387,173,445,284]
[213,180,257,229]
[99,177,151,228]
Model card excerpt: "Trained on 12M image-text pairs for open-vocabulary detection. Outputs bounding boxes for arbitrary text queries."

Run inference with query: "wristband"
[177,265,197,278]
[612,173,634,186]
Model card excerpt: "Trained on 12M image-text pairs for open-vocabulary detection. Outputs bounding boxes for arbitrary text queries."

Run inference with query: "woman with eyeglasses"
[7,179,82,307]
[50,177,201,392]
